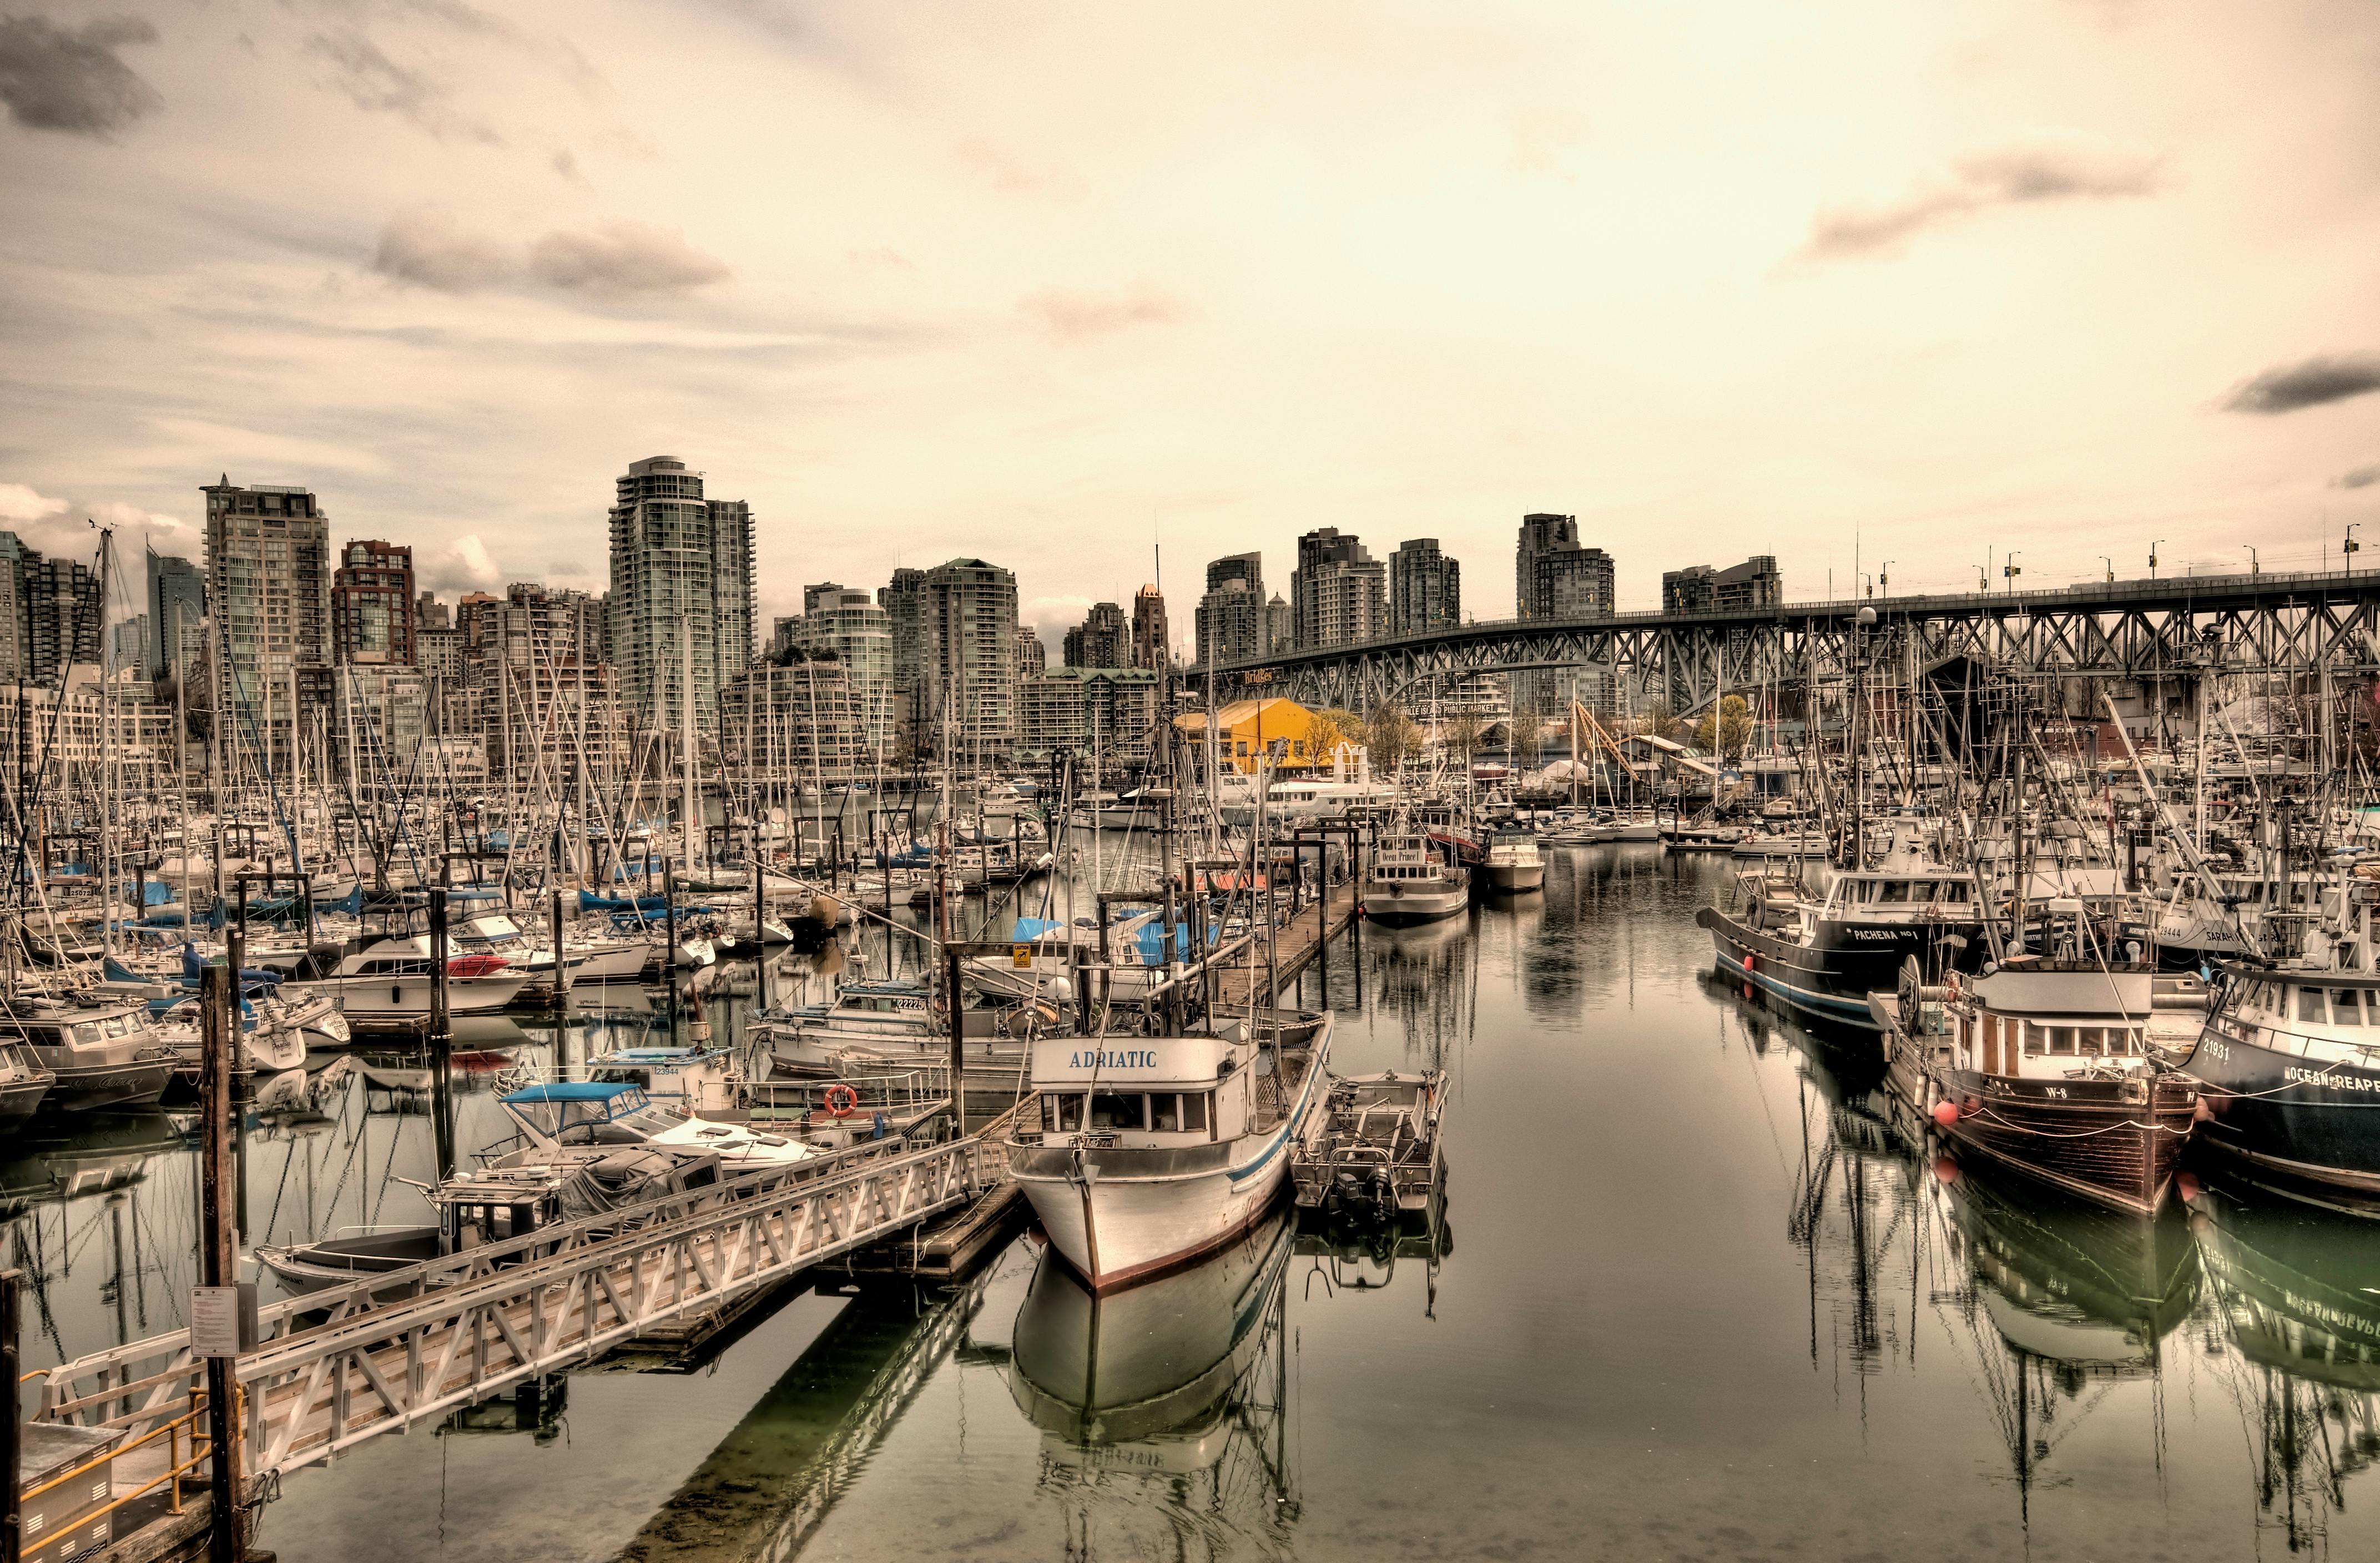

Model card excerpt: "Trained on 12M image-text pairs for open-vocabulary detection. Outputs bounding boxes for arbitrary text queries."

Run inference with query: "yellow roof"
[1174,697,1312,733]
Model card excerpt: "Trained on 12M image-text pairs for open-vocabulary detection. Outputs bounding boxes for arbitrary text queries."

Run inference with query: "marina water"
[12,845,2374,1560]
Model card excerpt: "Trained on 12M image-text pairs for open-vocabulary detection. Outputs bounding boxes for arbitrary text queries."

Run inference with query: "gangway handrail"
[34,1135,988,1470]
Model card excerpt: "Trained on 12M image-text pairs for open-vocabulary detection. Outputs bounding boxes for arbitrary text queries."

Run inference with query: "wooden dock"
[1218,887,1361,1008]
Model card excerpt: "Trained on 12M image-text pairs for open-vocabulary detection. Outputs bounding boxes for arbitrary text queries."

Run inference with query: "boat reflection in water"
[2187,1179,2380,1550]
[1924,1144,2201,1522]
[1009,1202,1299,1543]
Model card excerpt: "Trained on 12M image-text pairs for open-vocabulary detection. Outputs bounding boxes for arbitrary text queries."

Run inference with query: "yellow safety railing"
[16,1387,230,1530]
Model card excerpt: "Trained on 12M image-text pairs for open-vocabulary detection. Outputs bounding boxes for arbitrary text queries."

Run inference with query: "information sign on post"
[190,1283,258,1359]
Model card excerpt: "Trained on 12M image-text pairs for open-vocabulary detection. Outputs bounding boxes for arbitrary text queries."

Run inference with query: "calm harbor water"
[11,846,2378,1561]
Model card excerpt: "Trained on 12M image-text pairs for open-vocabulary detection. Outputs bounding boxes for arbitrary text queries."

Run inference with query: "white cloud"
[423,533,503,593]
[0,482,70,525]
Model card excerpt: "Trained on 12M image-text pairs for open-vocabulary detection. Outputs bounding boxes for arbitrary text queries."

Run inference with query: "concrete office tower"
[1064,602,1128,669]
[781,585,896,757]
[203,476,332,774]
[1131,584,1169,670]
[1662,556,1783,614]
[1389,539,1461,633]
[921,557,1017,767]
[605,455,756,735]
[1290,528,1386,650]
[147,550,205,680]
[1196,552,1267,668]
[1265,593,1291,654]
[332,540,416,665]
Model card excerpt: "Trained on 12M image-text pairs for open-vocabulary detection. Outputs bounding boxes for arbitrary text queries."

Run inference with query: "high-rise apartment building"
[1662,556,1783,614]
[1533,547,1616,618]
[1265,593,1291,654]
[203,476,332,773]
[1017,666,1161,764]
[1131,584,1169,670]
[605,455,757,734]
[1290,528,1386,650]
[332,540,416,665]
[1196,552,1267,668]
[1063,602,1128,669]
[0,534,28,683]
[1515,513,1579,619]
[26,555,102,684]
[1015,622,1048,680]
[778,585,895,757]
[146,549,205,680]
[1389,539,1460,634]
[920,557,1017,767]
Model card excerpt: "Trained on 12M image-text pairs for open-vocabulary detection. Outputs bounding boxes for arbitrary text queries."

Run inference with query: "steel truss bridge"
[1186,568,2380,714]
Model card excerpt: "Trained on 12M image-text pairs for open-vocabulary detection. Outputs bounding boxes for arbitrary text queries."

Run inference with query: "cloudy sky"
[2,0,2378,651]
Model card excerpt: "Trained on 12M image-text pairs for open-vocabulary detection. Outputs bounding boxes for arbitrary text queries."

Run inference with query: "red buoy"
[1932,1098,1960,1128]
[1932,1154,1960,1185]
[1742,953,1755,972]
[2175,1171,2202,1204]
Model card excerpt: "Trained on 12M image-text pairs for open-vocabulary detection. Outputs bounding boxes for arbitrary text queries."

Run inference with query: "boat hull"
[1361,884,1469,924]
[1891,1047,2195,1214]
[2182,1024,2380,1198]
[1698,905,1978,1030]
[1485,862,1545,892]
[34,1058,177,1112]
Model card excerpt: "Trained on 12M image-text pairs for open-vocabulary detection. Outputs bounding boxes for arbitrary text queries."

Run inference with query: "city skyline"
[3,3,2377,642]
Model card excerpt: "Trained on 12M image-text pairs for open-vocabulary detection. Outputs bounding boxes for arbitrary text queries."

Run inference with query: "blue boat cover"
[500,1081,644,1105]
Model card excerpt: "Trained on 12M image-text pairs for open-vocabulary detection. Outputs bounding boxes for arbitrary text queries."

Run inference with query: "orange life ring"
[824,1083,859,1118]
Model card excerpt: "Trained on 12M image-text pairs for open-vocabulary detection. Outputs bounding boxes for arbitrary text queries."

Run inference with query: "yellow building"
[1173,697,1335,776]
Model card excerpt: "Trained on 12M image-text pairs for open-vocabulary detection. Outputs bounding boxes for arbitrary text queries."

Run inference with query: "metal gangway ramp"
[33,1136,991,1476]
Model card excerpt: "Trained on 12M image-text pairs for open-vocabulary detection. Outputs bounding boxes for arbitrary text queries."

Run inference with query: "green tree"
[1694,694,1753,760]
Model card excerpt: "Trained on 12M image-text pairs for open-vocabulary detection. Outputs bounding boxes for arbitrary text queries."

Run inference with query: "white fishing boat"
[1360,834,1468,925]
[1483,827,1545,893]
[1007,1014,1331,1292]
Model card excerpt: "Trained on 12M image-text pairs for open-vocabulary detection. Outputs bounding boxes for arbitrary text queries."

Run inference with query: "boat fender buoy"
[1932,1154,1960,1186]
[1931,1099,1961,1128]
[2175,1171,2202,1204]
[1742,953,1755,973]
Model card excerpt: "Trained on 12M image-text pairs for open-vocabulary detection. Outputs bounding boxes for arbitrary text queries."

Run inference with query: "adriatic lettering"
[1067,1050,1158,1070]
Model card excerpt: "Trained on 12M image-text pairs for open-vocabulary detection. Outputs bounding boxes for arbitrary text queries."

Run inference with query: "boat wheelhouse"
[1007,1015,1331,1292]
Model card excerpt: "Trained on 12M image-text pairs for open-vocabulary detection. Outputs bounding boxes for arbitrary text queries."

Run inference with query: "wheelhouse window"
[2048,1026,2075,1055]
[2334,990,2366,1026]
[1089,1092,1146,1131]
[2022,1021,2044,1057]
[2299,987,2328,1024]
[1040,1093,1086,1133]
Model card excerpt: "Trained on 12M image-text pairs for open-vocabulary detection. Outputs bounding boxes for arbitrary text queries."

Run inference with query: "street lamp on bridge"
[2348,522,2361,574]
[2003,552,2021,592]
[1879,561,1892,596]
[2099,556,2113,583]
[2245,545,2260,577]
[2150,540,2162,579]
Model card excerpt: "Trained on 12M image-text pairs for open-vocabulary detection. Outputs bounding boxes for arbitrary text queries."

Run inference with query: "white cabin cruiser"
[1007,1014,1330,1291]
[1483,827,1545,893]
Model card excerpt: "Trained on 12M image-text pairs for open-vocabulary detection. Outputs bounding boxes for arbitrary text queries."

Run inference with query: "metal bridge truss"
[35,1137,990,1478]
[1194,570,2380,715]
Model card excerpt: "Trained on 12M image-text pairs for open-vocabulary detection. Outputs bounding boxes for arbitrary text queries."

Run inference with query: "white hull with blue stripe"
[1009,1016,1331,1292]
